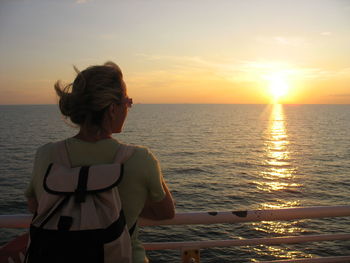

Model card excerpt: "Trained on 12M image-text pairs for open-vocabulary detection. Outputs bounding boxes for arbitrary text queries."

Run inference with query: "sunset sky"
[1,0,349,104]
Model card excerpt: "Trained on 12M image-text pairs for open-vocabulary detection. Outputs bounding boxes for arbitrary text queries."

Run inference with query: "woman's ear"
[108,103,116,118]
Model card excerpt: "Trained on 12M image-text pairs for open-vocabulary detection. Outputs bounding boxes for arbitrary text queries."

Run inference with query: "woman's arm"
[140,180,175,220]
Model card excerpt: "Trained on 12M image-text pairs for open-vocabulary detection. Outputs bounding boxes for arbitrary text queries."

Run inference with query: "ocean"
[1,104,349,262]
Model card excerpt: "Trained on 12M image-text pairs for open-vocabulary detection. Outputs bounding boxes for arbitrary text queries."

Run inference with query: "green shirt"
[25,137,166,263]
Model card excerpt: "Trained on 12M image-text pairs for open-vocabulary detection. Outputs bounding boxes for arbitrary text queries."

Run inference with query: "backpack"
[25,140,135,263]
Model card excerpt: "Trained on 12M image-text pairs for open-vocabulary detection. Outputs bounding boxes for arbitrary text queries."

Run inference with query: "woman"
[25,61,175,262]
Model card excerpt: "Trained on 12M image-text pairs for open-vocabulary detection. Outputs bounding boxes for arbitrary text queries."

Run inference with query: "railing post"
[181,246,200,263]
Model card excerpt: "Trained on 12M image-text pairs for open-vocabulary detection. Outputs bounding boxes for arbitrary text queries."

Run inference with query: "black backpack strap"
[75,166,90,203]
[129,221,137,236]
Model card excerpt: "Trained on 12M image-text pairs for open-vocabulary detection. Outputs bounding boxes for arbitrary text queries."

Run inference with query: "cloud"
[136,53,220,69]
[135,53,251,83]
[256,36,307,47]
[242,60,350,81]
[76,0,89,4]
[335,67,350,76]
[134,54,350,86]
[328,93,350,97]
[99,34,118,40]
[320,31,332,36]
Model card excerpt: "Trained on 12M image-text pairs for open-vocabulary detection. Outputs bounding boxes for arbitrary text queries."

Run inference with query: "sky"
[0,0,349,104]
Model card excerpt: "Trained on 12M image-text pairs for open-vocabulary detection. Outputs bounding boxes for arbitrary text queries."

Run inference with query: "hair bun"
[54,62,126,131]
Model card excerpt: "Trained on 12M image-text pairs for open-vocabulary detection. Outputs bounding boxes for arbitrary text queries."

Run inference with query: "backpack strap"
[114,144,135,164]
[53,140,71,167]
[114,144,137,235]
[53,140,134,166]
[129,221,137,236]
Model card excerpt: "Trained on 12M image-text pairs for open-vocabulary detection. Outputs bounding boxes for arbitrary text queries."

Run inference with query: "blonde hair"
[54,61,126,132]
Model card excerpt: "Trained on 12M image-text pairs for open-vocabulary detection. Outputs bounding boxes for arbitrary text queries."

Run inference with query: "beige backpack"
[25,140,135,263]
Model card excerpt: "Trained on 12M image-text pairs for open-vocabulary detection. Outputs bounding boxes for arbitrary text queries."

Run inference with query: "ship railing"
[1,205,350,263]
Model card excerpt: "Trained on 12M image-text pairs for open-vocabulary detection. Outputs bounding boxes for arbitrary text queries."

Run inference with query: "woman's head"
[55,61,131,134]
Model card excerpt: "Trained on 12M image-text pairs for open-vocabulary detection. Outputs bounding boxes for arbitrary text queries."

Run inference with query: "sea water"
[1,104,349,262]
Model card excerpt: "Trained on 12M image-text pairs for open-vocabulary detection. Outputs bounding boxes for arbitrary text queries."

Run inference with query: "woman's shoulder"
[35,142,55,156]
[35,139,75,160]
[121,143,158,165]
[32,141,63,166]
[35,139,69,154]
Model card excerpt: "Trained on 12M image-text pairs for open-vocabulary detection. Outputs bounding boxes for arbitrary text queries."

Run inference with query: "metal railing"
[1,205,350,263]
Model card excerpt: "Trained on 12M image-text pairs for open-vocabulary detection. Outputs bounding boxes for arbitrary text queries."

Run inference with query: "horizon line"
[1,103,350,106]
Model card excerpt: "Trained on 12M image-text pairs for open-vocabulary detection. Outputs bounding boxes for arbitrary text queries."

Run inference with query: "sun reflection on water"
[252,104,307,260]
[254,104,299,193]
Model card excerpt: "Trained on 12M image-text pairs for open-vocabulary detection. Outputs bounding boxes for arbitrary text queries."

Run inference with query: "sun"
[265,72,289,103]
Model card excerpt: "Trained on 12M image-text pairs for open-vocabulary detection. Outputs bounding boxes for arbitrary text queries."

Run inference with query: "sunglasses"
[117,97,133,108]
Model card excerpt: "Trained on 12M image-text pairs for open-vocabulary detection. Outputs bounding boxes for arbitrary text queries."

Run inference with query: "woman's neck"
[74,130,112,142]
